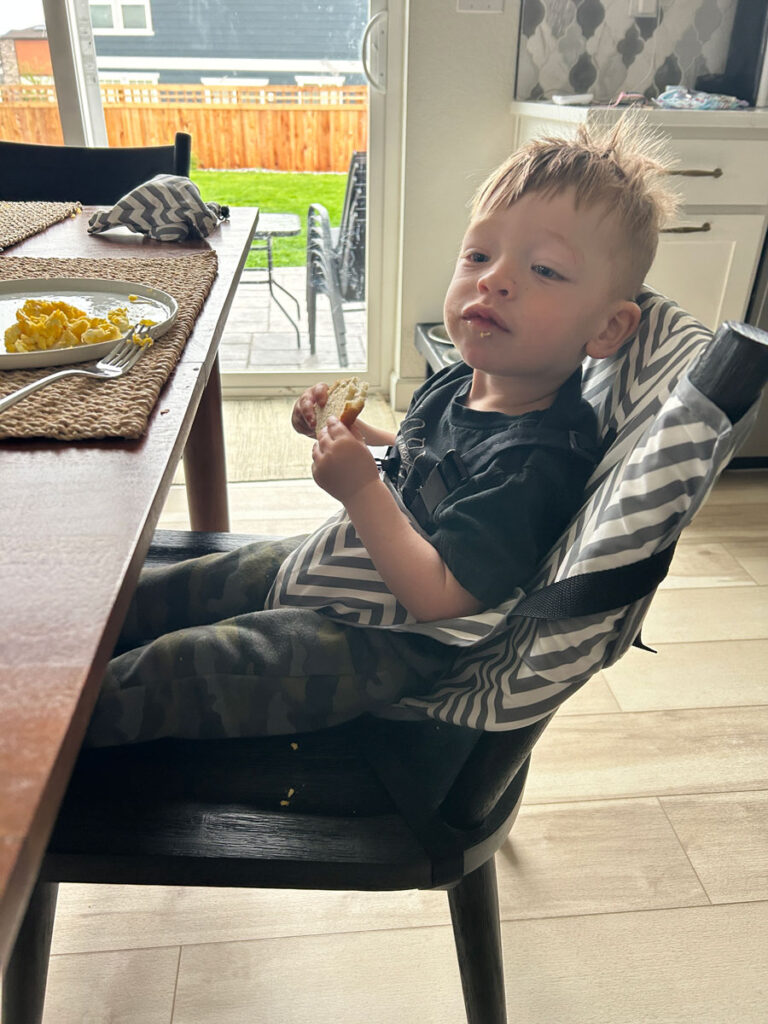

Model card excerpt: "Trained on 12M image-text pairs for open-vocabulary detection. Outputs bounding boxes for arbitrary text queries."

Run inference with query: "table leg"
[183,354,230,532]
[266,236,302,348]
[2,880,58,1024]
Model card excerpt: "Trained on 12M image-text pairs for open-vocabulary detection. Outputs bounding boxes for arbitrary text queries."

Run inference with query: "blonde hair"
[471,113,681,297]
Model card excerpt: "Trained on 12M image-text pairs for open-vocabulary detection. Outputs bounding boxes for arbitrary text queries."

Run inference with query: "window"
[89,1,152,34]
[90,5,114,28]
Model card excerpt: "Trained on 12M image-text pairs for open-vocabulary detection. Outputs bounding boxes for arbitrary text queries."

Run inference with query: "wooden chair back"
[0,132,192,204]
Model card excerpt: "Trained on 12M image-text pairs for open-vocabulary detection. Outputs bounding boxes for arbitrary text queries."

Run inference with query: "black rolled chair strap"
[689,321,768,423]
[512,543,676,621]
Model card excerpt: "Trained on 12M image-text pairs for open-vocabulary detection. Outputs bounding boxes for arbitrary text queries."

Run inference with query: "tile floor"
[220,266,366,373]
[29,465,768,1023]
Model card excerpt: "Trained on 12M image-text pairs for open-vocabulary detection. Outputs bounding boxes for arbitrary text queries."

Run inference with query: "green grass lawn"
[190,170,346,269]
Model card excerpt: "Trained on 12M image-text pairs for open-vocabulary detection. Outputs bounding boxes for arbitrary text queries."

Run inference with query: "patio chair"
[306,150,366,367]
[0,132,192,205]
[4,293,767,1024]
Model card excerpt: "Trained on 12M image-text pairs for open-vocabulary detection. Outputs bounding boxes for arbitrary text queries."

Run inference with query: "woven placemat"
[0,252,218,440]
[0,201,82,251]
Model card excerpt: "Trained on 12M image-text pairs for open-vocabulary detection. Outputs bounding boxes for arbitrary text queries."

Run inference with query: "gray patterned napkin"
[87,174,229,242]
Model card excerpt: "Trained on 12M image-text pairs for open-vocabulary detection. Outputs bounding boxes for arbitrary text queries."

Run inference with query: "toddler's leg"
[86,608,450,746]
[118,536,304,647]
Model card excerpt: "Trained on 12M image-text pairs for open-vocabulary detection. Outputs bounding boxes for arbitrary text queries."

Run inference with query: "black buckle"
[372,444,400,477]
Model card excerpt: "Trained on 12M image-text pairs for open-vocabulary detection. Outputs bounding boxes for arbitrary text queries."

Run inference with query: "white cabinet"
[510,103,768,330]
[649,214,765,329]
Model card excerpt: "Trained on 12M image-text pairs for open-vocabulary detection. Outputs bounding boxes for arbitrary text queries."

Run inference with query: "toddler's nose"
[478,261,515,297]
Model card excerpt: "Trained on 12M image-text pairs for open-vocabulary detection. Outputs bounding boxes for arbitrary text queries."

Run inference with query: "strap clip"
[373,444,400,478]
[418,449,470,517]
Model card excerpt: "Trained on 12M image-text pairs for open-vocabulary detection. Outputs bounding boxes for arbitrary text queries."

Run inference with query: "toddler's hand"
[312,417,379,503]
[291,383,328,437]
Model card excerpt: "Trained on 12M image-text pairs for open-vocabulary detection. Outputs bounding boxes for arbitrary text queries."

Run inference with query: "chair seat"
[42,717,529,893]
[43,726,435,891]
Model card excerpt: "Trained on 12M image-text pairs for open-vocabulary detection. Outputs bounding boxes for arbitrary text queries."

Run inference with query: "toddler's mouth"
[462,305,507,332]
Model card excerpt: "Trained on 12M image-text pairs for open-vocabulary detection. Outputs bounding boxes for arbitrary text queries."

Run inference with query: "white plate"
[0,278,177,370]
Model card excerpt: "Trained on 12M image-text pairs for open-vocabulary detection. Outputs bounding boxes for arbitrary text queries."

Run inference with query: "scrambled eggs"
[4,299,132,354]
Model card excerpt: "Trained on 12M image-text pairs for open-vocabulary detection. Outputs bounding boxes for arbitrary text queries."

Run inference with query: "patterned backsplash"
[516,0,740,103]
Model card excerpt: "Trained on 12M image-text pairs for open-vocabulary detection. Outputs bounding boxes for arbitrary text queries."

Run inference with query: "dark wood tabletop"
[0,206,258,970]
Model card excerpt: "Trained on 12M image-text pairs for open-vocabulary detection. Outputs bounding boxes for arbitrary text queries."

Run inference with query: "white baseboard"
[389,370,423,412]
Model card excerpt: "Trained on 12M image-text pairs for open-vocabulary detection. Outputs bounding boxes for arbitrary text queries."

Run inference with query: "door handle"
[668,168,723,178]
[361,10,388,94]
[661,222,712,234]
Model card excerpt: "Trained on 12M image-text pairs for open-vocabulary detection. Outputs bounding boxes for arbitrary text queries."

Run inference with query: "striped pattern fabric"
[270,289,758,731]
[390,290,758,729]
[88,174,228,242]
[266,481,519,644]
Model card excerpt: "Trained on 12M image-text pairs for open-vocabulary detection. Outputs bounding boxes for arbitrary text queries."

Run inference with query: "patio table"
[242,211,302,347]
[0,206,258,973]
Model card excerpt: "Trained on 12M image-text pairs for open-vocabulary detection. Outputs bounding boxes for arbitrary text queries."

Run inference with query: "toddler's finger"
[311,382,329,406]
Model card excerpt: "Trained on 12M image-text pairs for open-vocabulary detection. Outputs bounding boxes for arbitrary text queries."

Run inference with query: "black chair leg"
[447,857,507,1024]
[2,881,58,1024]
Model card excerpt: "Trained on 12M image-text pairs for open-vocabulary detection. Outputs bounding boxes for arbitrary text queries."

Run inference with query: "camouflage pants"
[85,536,452,747]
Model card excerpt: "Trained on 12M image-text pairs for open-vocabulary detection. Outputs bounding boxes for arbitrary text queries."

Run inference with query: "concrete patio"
[219,266,367,373]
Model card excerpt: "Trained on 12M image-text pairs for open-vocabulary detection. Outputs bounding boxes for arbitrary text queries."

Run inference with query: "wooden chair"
[306,150,366,366]
[0,132,192,205]
[3,304,767,1024]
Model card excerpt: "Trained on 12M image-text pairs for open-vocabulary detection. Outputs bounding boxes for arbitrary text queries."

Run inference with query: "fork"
[0,326,152,415]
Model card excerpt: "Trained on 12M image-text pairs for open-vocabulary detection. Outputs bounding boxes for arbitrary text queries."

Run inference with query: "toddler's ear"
[587,301,641,360]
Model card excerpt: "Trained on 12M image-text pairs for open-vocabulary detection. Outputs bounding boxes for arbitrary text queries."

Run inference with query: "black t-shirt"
[391,362,599,607]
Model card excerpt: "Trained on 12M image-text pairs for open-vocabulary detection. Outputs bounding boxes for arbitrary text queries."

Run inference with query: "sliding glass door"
[33,0,405,395]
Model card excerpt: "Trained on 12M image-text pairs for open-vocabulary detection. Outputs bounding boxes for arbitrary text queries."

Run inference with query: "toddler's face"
[443,188,631,390]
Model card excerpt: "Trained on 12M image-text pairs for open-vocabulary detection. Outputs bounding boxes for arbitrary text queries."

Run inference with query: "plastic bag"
[654,85,749,111]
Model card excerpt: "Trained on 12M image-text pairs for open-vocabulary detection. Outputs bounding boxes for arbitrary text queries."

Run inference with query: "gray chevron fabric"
[380,290,757,730]
[87,174,229,241]
[265,479,518,644]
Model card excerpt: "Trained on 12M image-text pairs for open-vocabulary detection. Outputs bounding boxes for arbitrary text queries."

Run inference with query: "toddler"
[87,115,679,746]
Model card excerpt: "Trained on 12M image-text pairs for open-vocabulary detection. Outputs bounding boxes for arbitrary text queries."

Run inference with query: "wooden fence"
[0,83,368,172]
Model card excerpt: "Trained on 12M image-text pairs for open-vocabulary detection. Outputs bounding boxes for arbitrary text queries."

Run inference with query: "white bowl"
[427,323,451,345]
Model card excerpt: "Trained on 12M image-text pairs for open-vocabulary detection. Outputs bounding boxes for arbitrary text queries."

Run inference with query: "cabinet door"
[647,214,766,329]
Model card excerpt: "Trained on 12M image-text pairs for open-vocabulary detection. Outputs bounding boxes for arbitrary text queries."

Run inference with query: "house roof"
[2,27,47,39]
[95,0,368,61]
[1,3,370,84]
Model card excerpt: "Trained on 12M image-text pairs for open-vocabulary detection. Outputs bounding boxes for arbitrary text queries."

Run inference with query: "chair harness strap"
[378,424,601,525]
[511,543,677,650]
[511,544,676,619]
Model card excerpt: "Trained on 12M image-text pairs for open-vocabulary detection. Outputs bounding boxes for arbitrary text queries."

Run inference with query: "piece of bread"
[315,376,369,435]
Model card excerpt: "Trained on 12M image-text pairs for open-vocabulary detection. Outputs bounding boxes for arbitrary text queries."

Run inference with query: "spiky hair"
[471,113,681,296]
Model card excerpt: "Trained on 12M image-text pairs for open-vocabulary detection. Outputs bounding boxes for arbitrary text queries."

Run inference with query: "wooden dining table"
[0,206,258,971]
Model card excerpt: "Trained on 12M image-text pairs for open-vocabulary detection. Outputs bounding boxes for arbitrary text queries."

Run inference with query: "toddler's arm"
[312,417,483,622]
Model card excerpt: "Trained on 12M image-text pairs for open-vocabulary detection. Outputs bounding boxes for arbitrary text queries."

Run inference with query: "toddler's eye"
[465,250,489,264]
[532,264,563,280]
